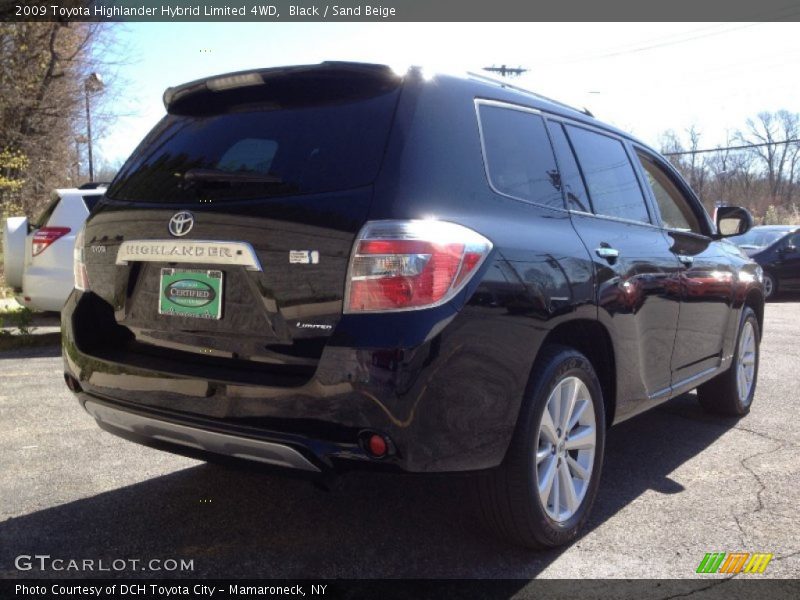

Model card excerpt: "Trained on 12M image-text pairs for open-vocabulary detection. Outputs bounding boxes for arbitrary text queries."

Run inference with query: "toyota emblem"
[168,211,194,237]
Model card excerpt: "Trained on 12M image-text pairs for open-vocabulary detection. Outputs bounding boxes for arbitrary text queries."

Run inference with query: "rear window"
[106,88,400,203]
[478,104,564,209]
[31,194,60,229]
[82,195,102,212]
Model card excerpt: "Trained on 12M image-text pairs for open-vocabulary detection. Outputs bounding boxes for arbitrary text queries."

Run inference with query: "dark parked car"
[62,63,764,549]
[729,225,800,298]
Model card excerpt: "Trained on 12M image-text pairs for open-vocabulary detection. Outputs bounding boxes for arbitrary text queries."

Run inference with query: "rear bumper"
[62,289,538,474]
[21,266,72,312]
[83,397,322,472]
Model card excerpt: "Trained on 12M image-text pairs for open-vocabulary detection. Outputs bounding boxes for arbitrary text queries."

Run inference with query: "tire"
[2,216,28,289]
[762,271,777,300]
[475,345,606,549]
[697,306,760,416]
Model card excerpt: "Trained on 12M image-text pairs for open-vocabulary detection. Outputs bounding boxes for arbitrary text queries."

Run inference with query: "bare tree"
[0,22,115,216]
[734,110,800,205]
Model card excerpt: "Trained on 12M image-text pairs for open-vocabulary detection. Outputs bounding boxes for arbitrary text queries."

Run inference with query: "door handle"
[595,246,620,261]
[677,254,694,266]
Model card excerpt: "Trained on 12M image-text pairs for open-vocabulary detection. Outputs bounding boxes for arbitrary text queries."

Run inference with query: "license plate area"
[159,268,223,320]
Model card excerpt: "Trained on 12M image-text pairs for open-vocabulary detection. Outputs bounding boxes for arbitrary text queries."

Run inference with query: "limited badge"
[289,250,319,264]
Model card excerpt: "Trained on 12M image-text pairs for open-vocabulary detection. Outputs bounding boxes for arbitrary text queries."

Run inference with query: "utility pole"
[84,72,104,182]
[483,65,529,78]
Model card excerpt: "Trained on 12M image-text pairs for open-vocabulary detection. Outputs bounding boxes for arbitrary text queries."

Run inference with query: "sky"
[94,22,800,166]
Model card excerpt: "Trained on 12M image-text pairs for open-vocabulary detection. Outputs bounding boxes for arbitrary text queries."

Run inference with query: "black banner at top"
[2,0,800,22]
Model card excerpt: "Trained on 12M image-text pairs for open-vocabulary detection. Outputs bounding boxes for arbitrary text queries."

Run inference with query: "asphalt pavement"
[0,301,798,580]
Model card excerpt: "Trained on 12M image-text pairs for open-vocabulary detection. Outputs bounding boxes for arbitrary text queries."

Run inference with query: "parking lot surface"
[1,302,798,579]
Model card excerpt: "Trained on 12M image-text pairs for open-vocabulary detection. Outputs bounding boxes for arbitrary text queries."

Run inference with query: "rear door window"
[564,125,651,224]
[547,121,591,212]
[106,87,401,203]
[477,103,564,209]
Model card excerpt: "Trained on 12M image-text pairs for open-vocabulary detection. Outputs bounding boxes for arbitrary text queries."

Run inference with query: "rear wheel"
[475,345,605,549]
[697,307,760,416]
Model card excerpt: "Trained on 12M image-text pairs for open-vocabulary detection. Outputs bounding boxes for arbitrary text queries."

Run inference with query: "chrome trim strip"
[84,400,321,472]
[116,240,262,271]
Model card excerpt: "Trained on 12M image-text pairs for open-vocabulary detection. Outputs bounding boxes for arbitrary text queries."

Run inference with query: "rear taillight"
[32,226,70,256]
[344,220,493,313]
[73,226,89,291]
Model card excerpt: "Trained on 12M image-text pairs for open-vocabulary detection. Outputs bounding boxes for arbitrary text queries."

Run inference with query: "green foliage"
[0,148,28,192]
[0,306,34,336]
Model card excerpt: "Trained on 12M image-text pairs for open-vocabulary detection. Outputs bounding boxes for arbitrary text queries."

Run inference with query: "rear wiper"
[183,168,283,184]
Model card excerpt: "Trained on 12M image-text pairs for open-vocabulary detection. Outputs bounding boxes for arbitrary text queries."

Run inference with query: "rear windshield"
[106,88,401,203]
[31,194,60,229]
[83,195,102,212]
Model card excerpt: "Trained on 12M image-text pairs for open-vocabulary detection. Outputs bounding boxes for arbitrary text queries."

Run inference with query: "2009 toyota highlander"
[63,62,763,548]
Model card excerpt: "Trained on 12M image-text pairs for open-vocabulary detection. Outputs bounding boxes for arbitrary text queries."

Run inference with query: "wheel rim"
[763,275,774,298]
[535,376,596,523]
[737,321,757,404]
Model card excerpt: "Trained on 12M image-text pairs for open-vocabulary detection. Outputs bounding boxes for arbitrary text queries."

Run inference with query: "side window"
[636,151,702,234]
[546,121,590,212]
[564,125,650,224]
[478,104,564,209]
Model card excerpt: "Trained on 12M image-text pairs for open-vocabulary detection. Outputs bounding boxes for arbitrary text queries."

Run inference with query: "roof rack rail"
[466,71,591,117]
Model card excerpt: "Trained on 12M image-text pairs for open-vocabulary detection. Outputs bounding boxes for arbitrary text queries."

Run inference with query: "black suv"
[63,62,764,549]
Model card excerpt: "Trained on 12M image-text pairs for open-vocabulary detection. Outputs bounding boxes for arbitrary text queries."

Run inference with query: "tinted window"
[729,228,792,248]
[636,152,701,233]
[106,88,400,203]
[478,104,563,209]
[31,194,60,229]
[82,195,102,212]
[565,125,650,223]
[547,121,590,212]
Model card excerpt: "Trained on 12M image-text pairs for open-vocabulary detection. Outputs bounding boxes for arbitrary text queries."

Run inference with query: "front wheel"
[475,345,606,549]
[697,306,760,416]
[763,272,777,300]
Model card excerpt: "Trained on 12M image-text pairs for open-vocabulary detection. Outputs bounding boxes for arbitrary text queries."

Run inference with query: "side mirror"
[715,206,753,238]
[782,244,797,254]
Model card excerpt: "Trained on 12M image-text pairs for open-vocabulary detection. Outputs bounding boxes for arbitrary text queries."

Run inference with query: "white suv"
[3,185,106,312]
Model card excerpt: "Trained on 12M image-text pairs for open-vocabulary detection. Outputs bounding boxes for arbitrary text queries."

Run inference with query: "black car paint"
[62,64,763,475]
[749,228,800,293]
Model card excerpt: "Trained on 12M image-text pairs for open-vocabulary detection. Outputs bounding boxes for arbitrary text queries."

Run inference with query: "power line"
[664,138,800,156]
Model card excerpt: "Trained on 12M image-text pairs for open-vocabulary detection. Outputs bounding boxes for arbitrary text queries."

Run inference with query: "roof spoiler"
[162,62,398,111]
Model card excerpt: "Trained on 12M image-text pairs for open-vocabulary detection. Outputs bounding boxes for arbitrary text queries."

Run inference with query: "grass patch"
[0,331,60,352]
[0,306,33,335]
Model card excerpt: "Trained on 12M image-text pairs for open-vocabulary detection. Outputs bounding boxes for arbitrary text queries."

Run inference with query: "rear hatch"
[78,63,402,384]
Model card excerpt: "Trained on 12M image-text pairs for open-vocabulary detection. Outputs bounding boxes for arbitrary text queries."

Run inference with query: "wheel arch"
[744,287,765,336]
[538,319,617,427]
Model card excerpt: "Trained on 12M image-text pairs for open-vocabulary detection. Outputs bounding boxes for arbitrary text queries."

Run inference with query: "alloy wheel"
[763,274,774,298]
[535,376,597,523]
[737,320,757,404]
